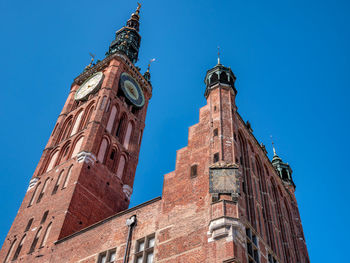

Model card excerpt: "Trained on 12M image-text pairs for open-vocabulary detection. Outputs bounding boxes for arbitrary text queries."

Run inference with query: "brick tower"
[1,4,152,262]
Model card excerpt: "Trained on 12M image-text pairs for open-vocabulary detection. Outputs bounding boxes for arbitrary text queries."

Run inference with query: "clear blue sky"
[1,0,349,261]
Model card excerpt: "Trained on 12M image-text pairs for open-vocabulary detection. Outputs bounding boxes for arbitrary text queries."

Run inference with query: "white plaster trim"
[123,184,133,200]
[27,177,39,192]
[207,217,245,244]
[77,151,97,165]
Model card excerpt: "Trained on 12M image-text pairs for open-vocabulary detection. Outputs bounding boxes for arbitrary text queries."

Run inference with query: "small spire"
[217,46,221,64]
[270,135,277,156]
[135,2,142,15]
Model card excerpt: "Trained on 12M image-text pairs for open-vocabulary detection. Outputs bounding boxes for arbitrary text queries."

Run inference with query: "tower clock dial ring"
[119,72,145,108]
[75,72,104,101]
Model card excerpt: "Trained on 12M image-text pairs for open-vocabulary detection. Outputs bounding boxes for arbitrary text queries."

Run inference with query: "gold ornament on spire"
[270,135,277,156]
[217,46,221,64]
[85,53,95,70]
[147,58,156,72]
[136,2,142,15]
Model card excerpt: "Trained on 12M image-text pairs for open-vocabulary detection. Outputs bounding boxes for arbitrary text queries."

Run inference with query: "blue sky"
[1,0,349,261]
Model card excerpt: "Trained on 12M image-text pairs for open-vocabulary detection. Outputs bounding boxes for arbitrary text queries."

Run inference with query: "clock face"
[119,72,145,108]
[75,72,104,101]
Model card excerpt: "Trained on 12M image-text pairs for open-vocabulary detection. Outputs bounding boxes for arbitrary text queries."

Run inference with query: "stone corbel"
[207,217,245,245]
[77,151,97,166]
[123,185,133,201]
[27,177,39,192]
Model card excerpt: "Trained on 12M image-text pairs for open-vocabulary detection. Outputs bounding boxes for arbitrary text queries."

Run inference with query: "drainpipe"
[123,215,137,263]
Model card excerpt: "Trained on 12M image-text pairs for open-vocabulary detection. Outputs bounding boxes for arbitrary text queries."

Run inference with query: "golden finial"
[270,135,277,156]
[147,58,156,72]
[217,46,221,64]
[85,53,95,70]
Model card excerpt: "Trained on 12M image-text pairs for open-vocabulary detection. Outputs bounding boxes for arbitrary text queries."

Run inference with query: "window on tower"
[134,234,155,263]
[40,210,49,224]
[39,222,52,248]
[4,238,17,263]
[12,234,26,261]
[246,228,260,263]
[190,164,198,178]
[52,170,64,195]
[213,153,219,163]
[28,227,42,253]
[37,178,50,203]
[24,218,33,232]
[213,128,218,137]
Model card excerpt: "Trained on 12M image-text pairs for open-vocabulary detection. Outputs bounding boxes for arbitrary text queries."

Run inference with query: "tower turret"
[107,3,142,63]
[271,146,296,188]
[204,55,237,98]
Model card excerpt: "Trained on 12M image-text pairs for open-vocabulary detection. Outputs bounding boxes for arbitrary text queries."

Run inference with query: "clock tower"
[1,4,151,261]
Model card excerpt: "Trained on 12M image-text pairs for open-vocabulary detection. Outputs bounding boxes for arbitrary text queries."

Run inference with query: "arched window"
[37,178,50,203]
[82,104,95,129]
[106,106,118,133]
[40,222,52,248]
[62,165,73,189]
[28,182,41,207]
[29,227,42,253]
[52,170,64,195]
[97,138,109,163]
[61,119,72,141]
[116,114,126,139]
[4,238,17,263]
[116,155,126,179]
[58,142,70,165]
[70,110,84,136]
[71,136,84,157]
[123,122,133,149]
[220,72,228,83]
[12,234,26,260]
[46,151,59,172]
[51,123,59,137]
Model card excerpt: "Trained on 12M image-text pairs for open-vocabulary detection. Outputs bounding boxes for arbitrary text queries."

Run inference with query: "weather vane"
[136,2,142,14]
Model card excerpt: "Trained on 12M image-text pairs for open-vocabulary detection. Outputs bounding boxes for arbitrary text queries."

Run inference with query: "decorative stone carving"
[123,185,133,200]
[209,163,240,202]
[207,217,245,244]
[27,177,39,192]
[77,151,96,165]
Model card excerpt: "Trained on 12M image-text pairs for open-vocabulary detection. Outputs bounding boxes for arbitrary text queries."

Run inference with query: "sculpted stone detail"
[123,184,133,200]
[27,177,39,192]
[77,151,97,165]
[209,163,240,202]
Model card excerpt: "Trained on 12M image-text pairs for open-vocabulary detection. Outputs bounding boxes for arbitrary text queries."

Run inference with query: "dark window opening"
[41,211,49,224]
[24,218,33,232]
[220,72,229,84]
[213,153,219,163]
[110,150,115,160]
[281,169,289,180]
[190,165,198,178]
[213,128,218,137]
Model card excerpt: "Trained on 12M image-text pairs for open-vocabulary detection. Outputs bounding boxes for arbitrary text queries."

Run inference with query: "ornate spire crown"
[106,3,142,64]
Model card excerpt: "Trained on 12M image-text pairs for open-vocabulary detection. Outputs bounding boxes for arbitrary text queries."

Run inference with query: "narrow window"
[40,222,52,248]
[213,128,218,136]
[46,151,59,172]
[24,218,34,232]
[116,115,126,138]
[37,178,50,203]
[83,105,94,129]
[110,150,115,160]
[62,165,73,189]
[100,96,107,110]
[40,210,49,224]
[116,156,126,179]
[71,136,84,157]
[123,122,133,149]
[190,165,198,178]
[97,138,109,163]
[12,234,26,260]
[29,227,42,253]
[52,170,64,195]
[4,238,17,263]
[70,110,84,136]
[106,106,117,133]
[213,153,219,163]
[28,182,41,207]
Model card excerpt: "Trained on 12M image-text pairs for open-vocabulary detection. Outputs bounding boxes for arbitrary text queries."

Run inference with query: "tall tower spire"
[107,3,142,64]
